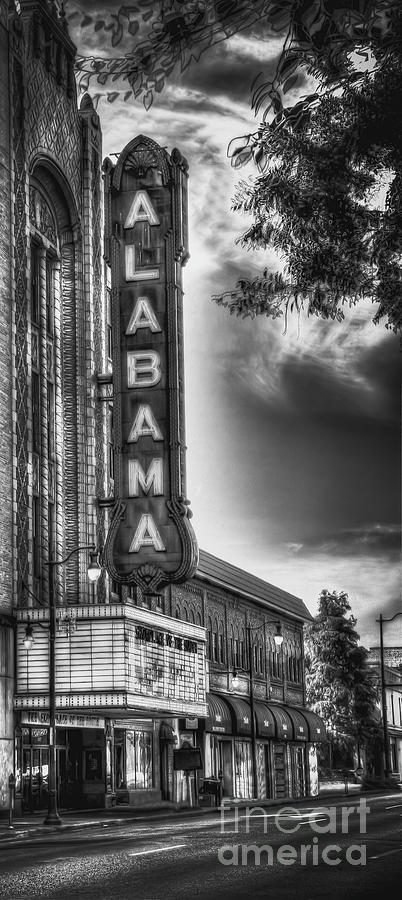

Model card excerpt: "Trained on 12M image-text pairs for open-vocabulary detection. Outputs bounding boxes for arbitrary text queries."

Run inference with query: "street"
[0,793,401,900]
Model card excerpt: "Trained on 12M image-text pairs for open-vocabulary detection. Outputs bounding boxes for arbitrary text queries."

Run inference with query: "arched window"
[207,617,213,660]
[23,159,101,608]
[230,625,236,669]
[253,644,258,673]
[28,182,60,602]
[269,639,282,679]
[218,624,225,665]
[238,628,245,670]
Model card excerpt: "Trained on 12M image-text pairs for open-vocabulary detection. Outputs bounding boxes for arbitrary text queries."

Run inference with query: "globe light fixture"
[274,623,283,648]
[23,620,34,651]
[87,550,102,583]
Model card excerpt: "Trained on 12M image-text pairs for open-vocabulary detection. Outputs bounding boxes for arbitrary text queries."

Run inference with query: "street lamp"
[23,544,101,826]
[87,549,102,583]
[232,621,283,799]
[376,611,402,778]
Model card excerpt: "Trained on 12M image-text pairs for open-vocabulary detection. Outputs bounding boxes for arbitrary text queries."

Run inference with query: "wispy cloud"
[285,523,401,559]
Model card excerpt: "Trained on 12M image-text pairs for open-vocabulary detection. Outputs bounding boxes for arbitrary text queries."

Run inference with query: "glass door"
[273,743,288,799]
[233,740,252,799]
[22,746,49,811]
[291,745,306,798]
[219,740,233,797]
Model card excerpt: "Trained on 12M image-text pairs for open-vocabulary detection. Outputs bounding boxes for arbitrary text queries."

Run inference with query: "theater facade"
[0,0,324,816]
[14,550,325,810]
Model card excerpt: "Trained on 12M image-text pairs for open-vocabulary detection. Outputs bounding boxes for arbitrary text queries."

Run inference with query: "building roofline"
[195,549,312,623]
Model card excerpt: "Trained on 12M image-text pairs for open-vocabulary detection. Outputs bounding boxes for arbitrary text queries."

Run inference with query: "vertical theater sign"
[103,135,198,594]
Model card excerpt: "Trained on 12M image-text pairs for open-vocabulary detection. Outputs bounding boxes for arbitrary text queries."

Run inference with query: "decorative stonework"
[286,687,304,705]
[25,56,81,210]
[13,55,30,596]
[270,684,284,701]
[91,133,106,603]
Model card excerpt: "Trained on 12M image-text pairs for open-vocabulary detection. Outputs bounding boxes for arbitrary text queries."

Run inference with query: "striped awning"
[254,702,276,738]
[299,709,327,741]
[284,706,309,741]
[206,695,326,742]
[206,693,232,734]
[224,696,252,736]
[266,704,293,740]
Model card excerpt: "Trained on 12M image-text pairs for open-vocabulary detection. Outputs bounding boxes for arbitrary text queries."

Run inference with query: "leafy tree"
[304,589,382,768]
[72,1,402,332]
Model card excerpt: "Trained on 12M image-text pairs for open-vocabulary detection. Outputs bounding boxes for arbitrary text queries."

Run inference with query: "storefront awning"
[206,693,232,734]
[284,706,309,741]
[299,709,327,742]
[206,695,326,742]
[265,703,293,740]
[254,702,276,738]
[224,696,252,736]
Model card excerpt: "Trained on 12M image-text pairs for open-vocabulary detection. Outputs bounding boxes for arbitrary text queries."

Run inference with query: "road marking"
[128,844,187,858]
[385,804,402,809]
[369,848,402,860]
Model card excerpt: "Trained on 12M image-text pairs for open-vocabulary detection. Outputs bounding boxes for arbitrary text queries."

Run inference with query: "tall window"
[114,728,153,790]
[218,631,225,665]
[212,630,217,662]
[287,650,302,683]
[207,617,213,660]
[238,630,245,670]
[46,257,54,334]
[270,646,282,679]
[31,246,40,325]
[30,235,57,594]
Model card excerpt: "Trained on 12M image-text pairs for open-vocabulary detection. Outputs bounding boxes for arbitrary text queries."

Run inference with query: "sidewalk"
[0,783,378,845]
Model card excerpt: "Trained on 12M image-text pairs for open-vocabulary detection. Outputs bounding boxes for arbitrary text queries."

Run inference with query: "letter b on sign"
[127,351,161,388]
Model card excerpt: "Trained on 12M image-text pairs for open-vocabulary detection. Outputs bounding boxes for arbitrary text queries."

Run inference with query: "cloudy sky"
[67,2,401,648]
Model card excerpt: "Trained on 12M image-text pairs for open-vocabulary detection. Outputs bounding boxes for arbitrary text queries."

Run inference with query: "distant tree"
[72,1,402,332]
[305,589,382,769]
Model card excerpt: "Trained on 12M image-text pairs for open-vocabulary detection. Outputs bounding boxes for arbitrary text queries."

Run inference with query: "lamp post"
[376,611,402,778]
[24,544,101,826]
[232,621,283,799]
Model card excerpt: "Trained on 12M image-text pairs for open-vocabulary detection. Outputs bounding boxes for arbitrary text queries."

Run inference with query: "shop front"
[14,604,207,811]
[203,693,326,801]
[17,713,107,812]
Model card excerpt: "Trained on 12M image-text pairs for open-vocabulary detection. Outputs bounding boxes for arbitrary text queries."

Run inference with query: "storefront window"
[127,730,153,789]
[115,729,153,791]
[234,740,252,799]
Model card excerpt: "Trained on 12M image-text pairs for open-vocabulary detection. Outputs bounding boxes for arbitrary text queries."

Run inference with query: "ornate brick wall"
[9,1,105,607]
[0,4,14,613]
[172,578,305,705]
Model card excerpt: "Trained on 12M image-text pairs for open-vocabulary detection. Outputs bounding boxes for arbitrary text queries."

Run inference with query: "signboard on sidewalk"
[173,747,203,771]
